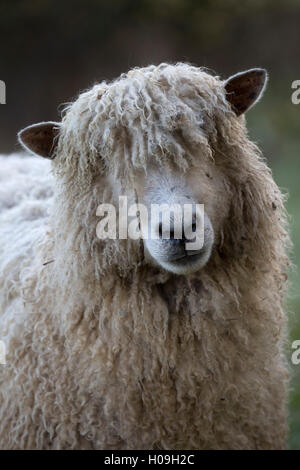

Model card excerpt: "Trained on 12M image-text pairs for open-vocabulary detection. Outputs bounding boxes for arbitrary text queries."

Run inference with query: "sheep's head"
[18,64,268,276]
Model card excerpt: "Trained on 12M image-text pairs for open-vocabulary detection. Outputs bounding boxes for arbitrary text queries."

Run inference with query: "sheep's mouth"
[166,248,203,263]
[157,246,212,275]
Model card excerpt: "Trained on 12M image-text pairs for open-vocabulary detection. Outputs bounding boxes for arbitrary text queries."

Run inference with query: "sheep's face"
[134,158,227,275]
[18,64,268,276]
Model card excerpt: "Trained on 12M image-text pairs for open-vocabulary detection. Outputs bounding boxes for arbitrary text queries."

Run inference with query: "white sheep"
[0,63,290,449]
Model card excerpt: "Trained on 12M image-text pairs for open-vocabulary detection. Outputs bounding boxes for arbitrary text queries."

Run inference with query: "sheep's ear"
[18,121,60,159]
[225,68,268,116]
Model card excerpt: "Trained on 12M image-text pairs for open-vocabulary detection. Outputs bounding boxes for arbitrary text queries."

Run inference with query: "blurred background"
[0,0,299,448]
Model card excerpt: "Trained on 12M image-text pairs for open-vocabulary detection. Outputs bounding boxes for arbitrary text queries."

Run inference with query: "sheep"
[0,63,290,449]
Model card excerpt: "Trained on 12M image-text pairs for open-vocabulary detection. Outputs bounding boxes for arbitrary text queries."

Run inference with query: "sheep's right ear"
[18,121,60,159]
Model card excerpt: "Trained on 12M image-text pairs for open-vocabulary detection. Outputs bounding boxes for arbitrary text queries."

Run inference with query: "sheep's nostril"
[158,223,177,240]
[158,222,163,239]
[158,219,198,241]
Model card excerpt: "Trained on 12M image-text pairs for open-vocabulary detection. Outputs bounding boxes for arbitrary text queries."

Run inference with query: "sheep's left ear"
[18,121,60,159]
[225,68,268,116]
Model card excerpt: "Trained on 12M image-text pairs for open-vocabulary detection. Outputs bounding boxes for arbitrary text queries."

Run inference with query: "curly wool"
[0,63,290,449]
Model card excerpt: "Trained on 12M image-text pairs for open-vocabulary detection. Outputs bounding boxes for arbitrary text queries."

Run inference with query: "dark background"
[0,0,299,448]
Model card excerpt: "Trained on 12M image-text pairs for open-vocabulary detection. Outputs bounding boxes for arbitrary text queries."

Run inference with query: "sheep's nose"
[158,218,197,243]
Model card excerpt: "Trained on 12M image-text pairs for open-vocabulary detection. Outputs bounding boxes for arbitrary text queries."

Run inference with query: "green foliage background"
[0,0,299,448]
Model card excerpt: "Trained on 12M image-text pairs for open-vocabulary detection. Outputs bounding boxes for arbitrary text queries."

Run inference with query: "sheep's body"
[0,155,53,392]
[0,154,52,329]
[0,64,290,449]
